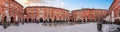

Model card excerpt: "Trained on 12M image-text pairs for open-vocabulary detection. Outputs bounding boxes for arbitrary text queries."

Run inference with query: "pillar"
[85,18,87,22]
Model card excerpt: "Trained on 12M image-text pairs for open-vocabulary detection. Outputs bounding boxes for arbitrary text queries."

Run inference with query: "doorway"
[4,16,7,22]
[10,17,14,23]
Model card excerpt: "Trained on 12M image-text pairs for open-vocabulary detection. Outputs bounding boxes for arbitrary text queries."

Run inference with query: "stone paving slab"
[0,23,106,32]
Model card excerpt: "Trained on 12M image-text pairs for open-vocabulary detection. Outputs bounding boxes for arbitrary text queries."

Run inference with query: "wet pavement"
[0,22,118,32]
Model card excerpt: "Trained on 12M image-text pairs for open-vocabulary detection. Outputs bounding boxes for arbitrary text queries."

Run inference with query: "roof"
[72,8,108,11]
[109,0,115,9]
[12,0,23,8]
[24,6,69,11]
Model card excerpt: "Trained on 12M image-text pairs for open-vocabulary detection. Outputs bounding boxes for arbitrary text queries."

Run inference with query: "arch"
[25,18,27,23]
[4,16,7,22]
[54,18,57,22]
[78,19,81,22]
[83,19,85,22]
[90,19,93,22]
[48,18,52,22]
[34,18,36,23]
[40,18,43,22]
[28,18,32,23]
[69,19,72,22]
[10,17,14,23]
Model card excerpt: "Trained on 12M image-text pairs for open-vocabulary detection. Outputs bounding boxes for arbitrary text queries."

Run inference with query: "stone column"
[16,16,18,22]
[85,18,87,23]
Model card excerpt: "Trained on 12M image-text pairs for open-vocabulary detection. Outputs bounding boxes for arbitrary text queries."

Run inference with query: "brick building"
[71,8,108,22]
[0,0,117,24]
[0,0,23,24]
[109,0,120,23]
[109,0,120,18]
[24,6,70,22]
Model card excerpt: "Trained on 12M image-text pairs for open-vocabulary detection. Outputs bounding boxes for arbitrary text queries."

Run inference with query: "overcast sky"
[15,0,113,11]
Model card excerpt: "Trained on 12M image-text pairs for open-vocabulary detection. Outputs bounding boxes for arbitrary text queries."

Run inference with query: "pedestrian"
[97,22,102,31]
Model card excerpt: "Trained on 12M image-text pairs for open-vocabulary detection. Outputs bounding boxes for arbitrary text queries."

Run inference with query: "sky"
[15,0,114,11]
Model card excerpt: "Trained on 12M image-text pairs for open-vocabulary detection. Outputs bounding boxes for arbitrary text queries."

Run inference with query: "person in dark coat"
[97,22,102,31]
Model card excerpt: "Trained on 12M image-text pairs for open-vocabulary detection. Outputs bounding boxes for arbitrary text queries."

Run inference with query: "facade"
[109,0,120,18]
[0,0,23,24]
[0,0,118,23]
[71,8,108,22]
[109,0,120,23]
[24,6,70,22]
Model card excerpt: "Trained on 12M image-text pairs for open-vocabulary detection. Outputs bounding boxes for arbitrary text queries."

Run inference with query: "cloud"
[26,0,47,4]
[15,0,65,8]
[60,2,65,6]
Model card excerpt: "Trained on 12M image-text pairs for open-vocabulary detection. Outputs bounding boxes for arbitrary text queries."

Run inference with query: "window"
[39,11,42,12]
[11,11,14,15]
[40,15,42,17]
[5,9,8,14]
[118,2,120,6]
[5,2,9,7]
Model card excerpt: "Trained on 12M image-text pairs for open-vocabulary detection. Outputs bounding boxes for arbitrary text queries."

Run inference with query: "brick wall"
[72,8,108,22]
[0,0,23,24]
[24,6,70,22]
